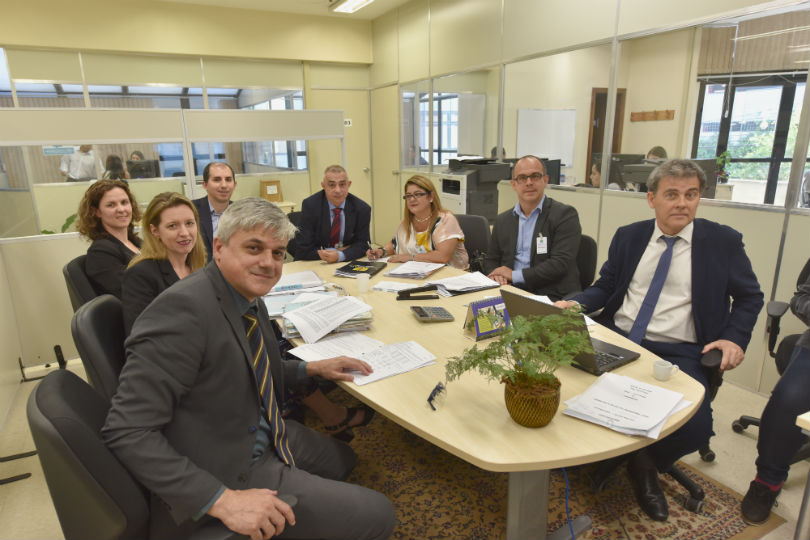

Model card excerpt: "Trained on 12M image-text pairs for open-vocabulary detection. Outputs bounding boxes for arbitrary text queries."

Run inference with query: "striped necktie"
[243,308,295,466]
[627,235,679,344]
[329,207,342,248]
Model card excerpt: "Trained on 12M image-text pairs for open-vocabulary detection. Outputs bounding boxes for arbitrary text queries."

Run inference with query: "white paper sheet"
[352,341,436,386]
[288,332,384,362]
[282,296,372,344]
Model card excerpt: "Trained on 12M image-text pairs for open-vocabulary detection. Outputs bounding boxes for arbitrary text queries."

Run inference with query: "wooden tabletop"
[282,260,705,473]
[798,411,810,432]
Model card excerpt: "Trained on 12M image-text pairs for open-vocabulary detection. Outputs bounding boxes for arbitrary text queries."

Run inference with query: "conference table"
[279,260,705,540]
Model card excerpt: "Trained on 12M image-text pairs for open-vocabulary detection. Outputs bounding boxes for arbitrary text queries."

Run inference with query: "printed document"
[352,341,436,385]
[270,270,324,293]
[428,271,499,296]
[288,332,384,362]
[282,296,372,344]
[563,372,691,438]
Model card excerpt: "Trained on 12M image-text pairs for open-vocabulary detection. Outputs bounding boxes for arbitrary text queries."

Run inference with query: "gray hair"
[215,198,297,244]
[647,159,707,193]
[323,164,347,178]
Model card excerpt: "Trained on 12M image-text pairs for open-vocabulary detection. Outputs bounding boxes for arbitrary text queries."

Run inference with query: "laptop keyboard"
[594,350,625,369]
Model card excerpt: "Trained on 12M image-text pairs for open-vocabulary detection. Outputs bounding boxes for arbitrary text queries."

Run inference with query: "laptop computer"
[500,289,640,375]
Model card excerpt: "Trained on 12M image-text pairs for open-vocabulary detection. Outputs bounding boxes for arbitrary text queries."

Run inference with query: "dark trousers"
[756,344,810,485]
[638,339,714,472]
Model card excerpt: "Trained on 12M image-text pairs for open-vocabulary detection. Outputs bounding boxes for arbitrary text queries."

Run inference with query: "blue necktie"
[627,236,679,344]
[243,309,295,466]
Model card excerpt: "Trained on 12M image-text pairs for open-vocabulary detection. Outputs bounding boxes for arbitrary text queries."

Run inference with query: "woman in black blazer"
[121,192,207,336]
[77,180,142,298]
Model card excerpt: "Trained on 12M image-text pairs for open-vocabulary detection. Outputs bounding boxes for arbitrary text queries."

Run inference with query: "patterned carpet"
[316,390,785,540]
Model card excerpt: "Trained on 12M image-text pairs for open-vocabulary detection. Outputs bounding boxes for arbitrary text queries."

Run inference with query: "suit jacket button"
[248,425,257,433]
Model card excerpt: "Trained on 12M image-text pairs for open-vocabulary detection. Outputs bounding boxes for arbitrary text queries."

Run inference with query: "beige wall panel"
[183,110,345,142]
[83,53,202,86]
[0,249,23,424]
[0,0,371,63]
[544,187,602,241]
[6,49,81,82]
[758,212,809,392]
[619,30,695,158]
[429,0,501,76]
[204,58,304,89]
[371,85,401,243]
[0,190,38,238]
[502,0,616,59]
[397,0,430,83]
[309,64,370,89]
[1,234,86,368]
[0,109,184,145]
[617,0,796,36]
[371,10,399,87]
[503,45,613,186]
[232,172,312,211]
[309,90,372,205]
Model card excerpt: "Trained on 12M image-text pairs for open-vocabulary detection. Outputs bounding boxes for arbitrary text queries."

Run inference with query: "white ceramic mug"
[357,273,370,293]
[653,359,679,381]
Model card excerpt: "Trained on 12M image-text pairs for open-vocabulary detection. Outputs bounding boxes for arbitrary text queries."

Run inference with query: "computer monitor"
[127,159,159,179]
[541,158,561,185]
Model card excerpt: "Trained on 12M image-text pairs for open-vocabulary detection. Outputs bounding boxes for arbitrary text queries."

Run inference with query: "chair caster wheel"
[732,420,745,433]
[685,497,703,513]
[700,449,716,462]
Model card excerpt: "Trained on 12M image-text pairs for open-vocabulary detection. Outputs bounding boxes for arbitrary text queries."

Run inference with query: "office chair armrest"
[700,349,723,401]
[766,300,790,357]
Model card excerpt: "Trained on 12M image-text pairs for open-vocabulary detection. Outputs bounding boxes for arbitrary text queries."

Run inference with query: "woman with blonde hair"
[77,179,142,298]
[367,175,469,269]
[121,191,206,335]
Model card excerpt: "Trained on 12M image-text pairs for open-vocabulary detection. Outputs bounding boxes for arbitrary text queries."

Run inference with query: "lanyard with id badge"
[536,233,548,255]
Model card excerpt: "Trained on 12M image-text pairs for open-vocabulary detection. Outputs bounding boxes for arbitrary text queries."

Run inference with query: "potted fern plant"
[445,309,593,427]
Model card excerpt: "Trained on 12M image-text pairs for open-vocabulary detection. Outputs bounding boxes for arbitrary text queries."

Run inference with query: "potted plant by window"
[445,310,593,427]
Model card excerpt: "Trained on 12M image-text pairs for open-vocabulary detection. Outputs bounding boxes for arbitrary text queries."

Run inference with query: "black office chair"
[63,254,98,312]
[71,294,126,403]
[731,258,810,465]
[576,234,597,290]
[456,214,490,273]
[27,369,237,540]
[286,211,303,260]
[591,349,723,513]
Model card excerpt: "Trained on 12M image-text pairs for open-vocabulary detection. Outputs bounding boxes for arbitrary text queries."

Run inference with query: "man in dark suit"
[102,198,395,540]
[295,164,371,263]
[193,161,236,262]
[557,159,764,521]
[485,155,582,300]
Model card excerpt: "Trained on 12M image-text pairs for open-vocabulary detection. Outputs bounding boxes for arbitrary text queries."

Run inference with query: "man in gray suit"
[485,155,582,300]
[102,198,395,540]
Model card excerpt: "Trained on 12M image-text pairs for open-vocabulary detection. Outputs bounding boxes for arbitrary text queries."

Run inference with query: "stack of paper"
[563,372,691,439]
[262,290,337,317]
[428,271,500,297]
[352,341,436,385]
[287,332,384,361]
[384,261,445,279]
[281,295,373,343]
[269,271,325,294]
[372,281,419,293]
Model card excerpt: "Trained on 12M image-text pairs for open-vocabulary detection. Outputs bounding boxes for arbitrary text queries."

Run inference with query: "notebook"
[500,289,640,375]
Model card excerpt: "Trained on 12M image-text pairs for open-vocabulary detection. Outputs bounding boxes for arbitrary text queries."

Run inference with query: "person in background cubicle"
[296,164,371,264]
[77,179,142,298]
[192,161,236,262]
[61,144,102,182]
[490,146,506,161]
[129,150,145,162]
[646,145,668,161]
[556,159,764,522]
[741,261,810,525]
[484,155,582,300]
[103,154,130,181]
[408,145,428,166]
[579,162,623,190]
[367,175,469,270]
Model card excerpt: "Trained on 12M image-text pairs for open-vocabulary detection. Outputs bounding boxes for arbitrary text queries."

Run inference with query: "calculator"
[410,306,455,322]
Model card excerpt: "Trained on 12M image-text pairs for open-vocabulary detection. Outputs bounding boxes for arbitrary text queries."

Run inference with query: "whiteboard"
[516,108,576,166]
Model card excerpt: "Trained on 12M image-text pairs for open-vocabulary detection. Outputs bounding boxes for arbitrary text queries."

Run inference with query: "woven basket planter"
[503,377,561,428]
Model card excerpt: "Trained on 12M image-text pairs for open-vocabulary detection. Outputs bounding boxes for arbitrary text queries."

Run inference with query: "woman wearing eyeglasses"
[366,175,469,269]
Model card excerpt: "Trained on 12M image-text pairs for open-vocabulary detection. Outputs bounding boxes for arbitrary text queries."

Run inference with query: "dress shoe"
[626,450,668,521]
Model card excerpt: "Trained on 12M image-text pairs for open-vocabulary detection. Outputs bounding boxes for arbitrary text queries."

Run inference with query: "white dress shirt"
[60,149,101,180]
[614,221,697,344]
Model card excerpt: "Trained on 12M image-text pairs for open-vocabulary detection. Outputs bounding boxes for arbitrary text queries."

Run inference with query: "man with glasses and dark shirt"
[485,155,582,299]
[295,164,371,264]
[193,161,237,262]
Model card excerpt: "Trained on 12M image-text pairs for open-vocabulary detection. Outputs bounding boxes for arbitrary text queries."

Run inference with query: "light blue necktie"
[627,236,679,344]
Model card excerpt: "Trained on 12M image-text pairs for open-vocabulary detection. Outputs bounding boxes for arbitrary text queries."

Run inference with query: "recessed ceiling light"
[329,0,375,14]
